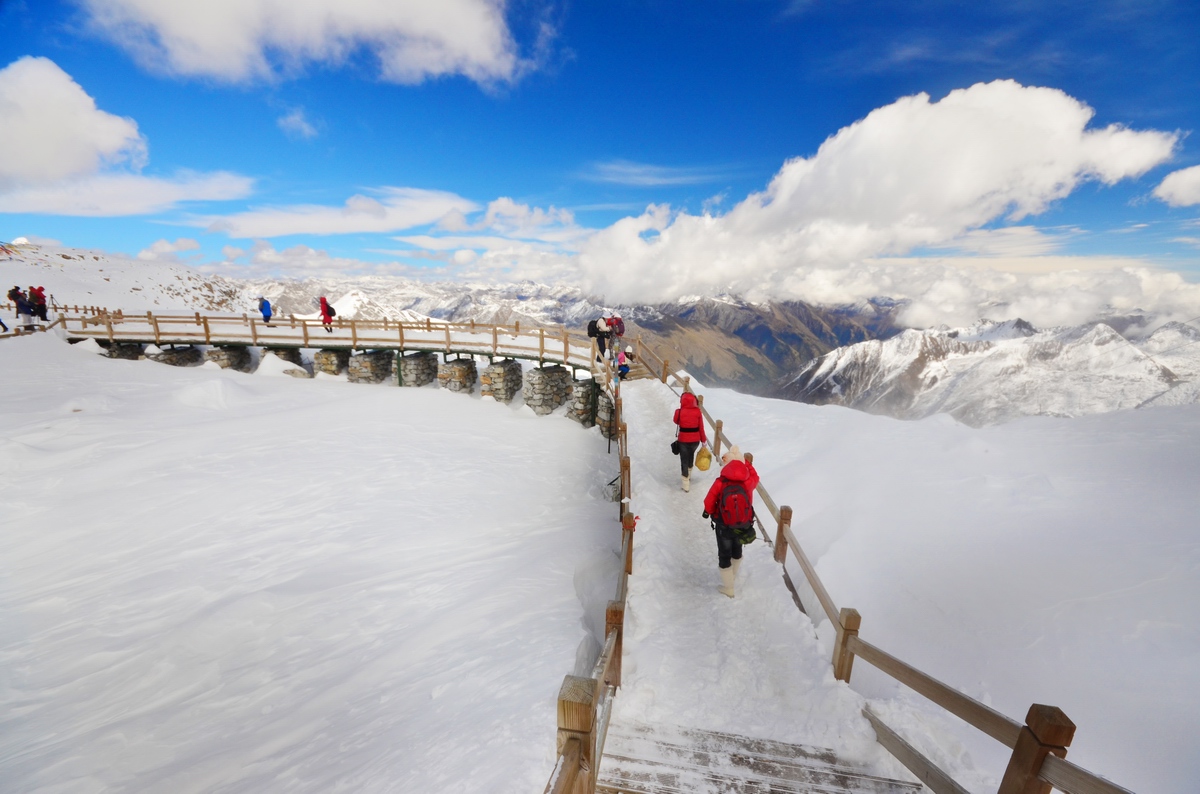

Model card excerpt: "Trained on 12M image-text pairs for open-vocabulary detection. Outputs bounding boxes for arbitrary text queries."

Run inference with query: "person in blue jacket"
[257,297,273,326]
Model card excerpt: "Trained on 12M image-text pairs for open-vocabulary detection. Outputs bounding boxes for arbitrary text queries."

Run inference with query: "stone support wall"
[348,350,394,384]
[438,358,478,394]
[263,347,304,366]
[481,359,522,403]
[398,351,437,387]
[205,346,251,372]
[523,365,573,416]
[568,378,599,427]
[147,346,203,367]
[314,349,350,375]
[103,341,143,360]
[597,391,617,440]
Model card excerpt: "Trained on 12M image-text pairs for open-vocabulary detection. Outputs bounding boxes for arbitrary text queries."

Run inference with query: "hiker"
[587,316,611,360]
[30,286,48,321]
[258,296,273,326]
[8,286,23,320]
[606,313,625,341]
[318,296,335,333]
[673,392,707,492]
[14,290,35,332]
[617,347,631,380]
[702,445,757,598]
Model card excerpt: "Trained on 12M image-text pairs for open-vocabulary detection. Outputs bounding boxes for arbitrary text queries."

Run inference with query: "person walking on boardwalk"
[13,290,35,332]
[318,296,335,333]
[702,446,756,598]
[8,286,23,320]
[258,296,273,326]
[673,392,707,492]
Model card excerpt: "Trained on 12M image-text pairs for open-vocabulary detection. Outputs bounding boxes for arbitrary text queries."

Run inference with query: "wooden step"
[597,722,921,794]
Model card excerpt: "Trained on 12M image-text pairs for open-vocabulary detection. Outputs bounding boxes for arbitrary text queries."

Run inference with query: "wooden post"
[605,602,624,688]
[242,313,248,326]
[194,311,201,325]
[683,375,690,392]
[539,328,546,363]
[351,319,358,349]
[250,318,258,345]
[150,312,161,345]
[514,320,520,334]
[713,420,723,459]
[289,314,295,328]
[997,706,1076,794]
[492,326,498,356]
[302,320,310,346]
[426,317,432,332]
[444,324,451,353]
[562,328,569,365]
[832,607,861,682]
[622,511,636,575]
[470,318,475,332]
[398,324,404,349]
[556,675,597,794]
[202,317,211,344]
[660,359,669,383]
[774,505,792,564]
[105,314,114,343]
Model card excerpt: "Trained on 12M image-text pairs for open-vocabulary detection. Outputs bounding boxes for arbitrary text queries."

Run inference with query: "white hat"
[721,445,744,464]
[625,345,633,354]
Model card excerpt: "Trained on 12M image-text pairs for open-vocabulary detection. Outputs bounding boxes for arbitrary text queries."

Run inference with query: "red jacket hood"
[680,393,698,409]
[718,460,749,482]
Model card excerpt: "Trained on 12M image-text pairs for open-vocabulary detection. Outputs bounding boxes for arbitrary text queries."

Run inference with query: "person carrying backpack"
[590,317,610,359]
[318,296,335,333]
[673,392,707,492]
[702,446,756,598]
[258,296,273,326]
[30,286,48,321]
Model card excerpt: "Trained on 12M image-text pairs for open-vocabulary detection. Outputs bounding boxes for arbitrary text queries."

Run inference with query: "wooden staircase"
[596,722,922,794]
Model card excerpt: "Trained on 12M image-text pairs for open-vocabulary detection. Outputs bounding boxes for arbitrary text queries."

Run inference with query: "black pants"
[679,440,699,475]
[597,333,609,357]
[714,525,743,569]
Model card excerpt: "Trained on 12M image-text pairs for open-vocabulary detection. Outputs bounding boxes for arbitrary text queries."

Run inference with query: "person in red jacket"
[673,391,707,492]
[703,445,754,598]
[318,296,334,333]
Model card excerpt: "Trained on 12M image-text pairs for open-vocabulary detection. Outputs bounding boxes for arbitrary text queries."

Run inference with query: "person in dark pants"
[673,391,707,492]
[258,296,273,325]
[702,446,757,598]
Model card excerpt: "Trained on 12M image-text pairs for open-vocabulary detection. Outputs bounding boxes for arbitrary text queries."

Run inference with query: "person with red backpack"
[318,296,335,333]
[702,446,756,598]
[673,392,707,492]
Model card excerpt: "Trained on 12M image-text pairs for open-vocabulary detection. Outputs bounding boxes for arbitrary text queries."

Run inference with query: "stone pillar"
[314,349,350,375]
[481,359,522,403]
[568,378,599,427]
[103,341,143,360]
[398,351,437,387]
[522,365,572,416]
[146,346,203,367]
[597,391,617,440]
[263,347,303,366]
[348,350,394,383]
[438,358,478,393]
[205,346,251,371]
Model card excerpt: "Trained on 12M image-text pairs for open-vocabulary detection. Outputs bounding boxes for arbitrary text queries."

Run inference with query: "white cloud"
[578,80,1178,304]
[0,56,145,188]
[1154,165,1200,207]
[137,237,201,261]
[203,188,478,237]
[0,171,254,216]
[80,0,525,85]
[582,160,728,186]
[277,108,317,140]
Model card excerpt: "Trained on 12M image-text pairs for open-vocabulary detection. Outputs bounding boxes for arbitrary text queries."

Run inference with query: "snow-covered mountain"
[780,319,1200,425]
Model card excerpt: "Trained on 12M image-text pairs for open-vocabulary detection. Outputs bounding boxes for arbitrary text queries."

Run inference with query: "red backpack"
[716,480,755,543]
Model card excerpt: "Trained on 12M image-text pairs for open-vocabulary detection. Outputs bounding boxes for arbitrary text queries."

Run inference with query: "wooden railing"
[544,353,633,794]
[33,307,600,371]
[630,339,1136,794]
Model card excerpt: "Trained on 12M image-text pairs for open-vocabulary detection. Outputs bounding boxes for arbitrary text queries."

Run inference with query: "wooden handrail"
[782,525,840,625]
[862,706,969,794]
[1040,754,1135,794]
[543,737,582,794]
[847,635,1022,747]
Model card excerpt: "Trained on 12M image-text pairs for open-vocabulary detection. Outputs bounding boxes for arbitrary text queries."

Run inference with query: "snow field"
[0,334,621,792]
[686,382,1200,793]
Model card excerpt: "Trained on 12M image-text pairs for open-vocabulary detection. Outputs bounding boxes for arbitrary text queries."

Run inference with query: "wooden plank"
[544,737,582,794]
[862,706,970,794]
[848,635,1022,748]
[782,525,839,625]
[1039,754,1135,794]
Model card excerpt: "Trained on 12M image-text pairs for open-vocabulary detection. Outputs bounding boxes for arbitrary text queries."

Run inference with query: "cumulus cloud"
[0,56,145,188]
[277,107,317,139]
[0,56,254,215]
[1154,165,1200,207]
[578,80,1178,304]
[79,0,526,85]
[137,237,201,261]
[203,188,478,237]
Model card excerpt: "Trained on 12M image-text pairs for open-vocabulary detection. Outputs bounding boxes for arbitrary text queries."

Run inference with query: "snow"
[0,333,620,792]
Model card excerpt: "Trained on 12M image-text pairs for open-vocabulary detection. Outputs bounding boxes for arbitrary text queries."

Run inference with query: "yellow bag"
[695,445,712,472]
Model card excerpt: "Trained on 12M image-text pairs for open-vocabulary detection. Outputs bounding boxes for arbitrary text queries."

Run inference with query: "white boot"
[731,558,742,580]
[718,566,735,598]
[681,474,690,492]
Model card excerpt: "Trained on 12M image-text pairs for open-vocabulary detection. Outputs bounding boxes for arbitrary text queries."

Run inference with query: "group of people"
[589,313,636,379]
[6,285,49,333]
[254,296,336,332]
[673,390,760,599]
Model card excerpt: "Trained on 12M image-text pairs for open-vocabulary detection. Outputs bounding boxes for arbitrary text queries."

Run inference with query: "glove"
[702,511,709,519]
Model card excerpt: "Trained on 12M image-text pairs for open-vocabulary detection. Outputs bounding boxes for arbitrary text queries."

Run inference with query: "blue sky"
[1,0,1199,321]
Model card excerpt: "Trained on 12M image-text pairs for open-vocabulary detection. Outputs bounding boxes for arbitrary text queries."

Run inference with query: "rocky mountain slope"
[780,319,1200,425]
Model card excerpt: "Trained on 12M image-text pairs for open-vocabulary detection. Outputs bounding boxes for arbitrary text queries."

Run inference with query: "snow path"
[610,379,913,781]
[0,334,619,792]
